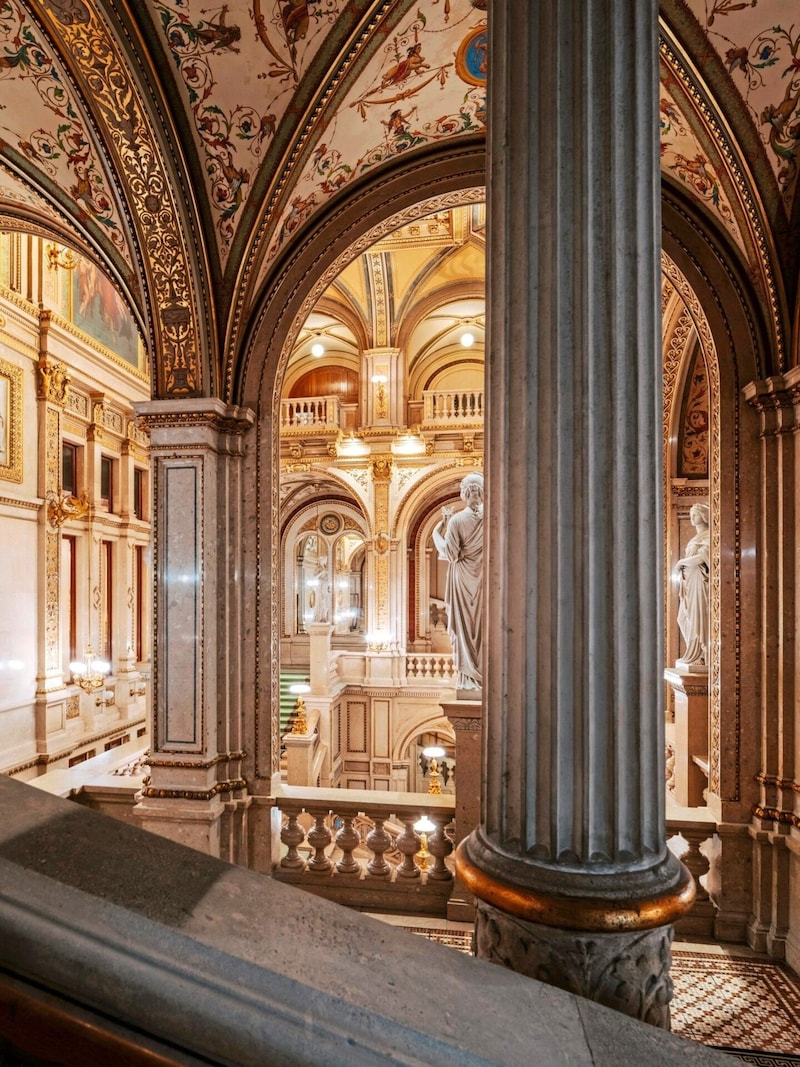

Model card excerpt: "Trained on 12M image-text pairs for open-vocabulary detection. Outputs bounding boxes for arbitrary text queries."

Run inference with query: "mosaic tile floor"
[399,925,800,1065]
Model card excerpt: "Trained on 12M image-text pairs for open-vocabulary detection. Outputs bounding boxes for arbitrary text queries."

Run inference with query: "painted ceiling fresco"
[0,1,795,399]
[659,82,745,252]
[0,0,131,265]
[685,0,800,208]
[149,0,350,260]
[261,3,487,267]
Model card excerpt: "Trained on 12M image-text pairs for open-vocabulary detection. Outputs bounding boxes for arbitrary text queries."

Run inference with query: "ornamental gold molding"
[0,356,23,484]
[660,35,786,372]
[263,187,485,407]
[36,0,202,396]
[661,251,732,801]
[47,492,90,528]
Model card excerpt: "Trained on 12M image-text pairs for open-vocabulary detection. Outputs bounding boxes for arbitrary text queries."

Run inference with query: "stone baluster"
[366,817,393,878]
[280,812,306,870]
[334,814,361,875]
[679,830,711,905]
[427,816,454,882]
[306,810,333,873]
[395,818,422,879]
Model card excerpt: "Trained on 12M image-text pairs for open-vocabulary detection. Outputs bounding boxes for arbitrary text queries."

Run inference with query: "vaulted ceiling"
[0,1,797,397]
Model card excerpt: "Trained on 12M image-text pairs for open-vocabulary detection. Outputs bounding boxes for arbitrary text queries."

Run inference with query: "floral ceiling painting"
[151,0,350,257]
[263,1,486,267]
[0,0,130,264]
[149,0,486,269]
[686,0,800,208]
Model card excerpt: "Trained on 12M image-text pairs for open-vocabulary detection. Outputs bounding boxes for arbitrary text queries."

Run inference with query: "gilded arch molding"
[32,0,207,398]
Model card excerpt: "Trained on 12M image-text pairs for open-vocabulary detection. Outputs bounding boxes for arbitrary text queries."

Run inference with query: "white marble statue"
[433,472,484,691]
[675,503,710,670]
[312,557,331,623]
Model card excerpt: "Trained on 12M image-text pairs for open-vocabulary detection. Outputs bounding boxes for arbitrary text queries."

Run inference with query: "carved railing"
[422,388,484,426]
[405,652,456,683]
[667,815,718,939]
[280,395,341,431]
[272,784,456,916]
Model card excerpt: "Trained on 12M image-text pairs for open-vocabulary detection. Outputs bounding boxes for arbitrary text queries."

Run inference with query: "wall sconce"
[70,645,110,694]
[414,815,435,872]
[422,745,446,795]
[129,683,146,698]
[366,630,390,652]
[288,682,311,735]
[371,373,388,419]
[96,688,116,708]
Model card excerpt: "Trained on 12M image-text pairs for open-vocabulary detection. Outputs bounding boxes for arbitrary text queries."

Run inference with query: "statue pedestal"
[664,667,709,807]
[441,695,483,921]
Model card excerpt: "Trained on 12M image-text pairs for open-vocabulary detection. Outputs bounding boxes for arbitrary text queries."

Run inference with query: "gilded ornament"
[37,359,71,404]
[47,492,90,528]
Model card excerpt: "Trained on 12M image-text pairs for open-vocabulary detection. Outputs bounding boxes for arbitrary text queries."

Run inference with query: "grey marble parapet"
[0,777,731,1066]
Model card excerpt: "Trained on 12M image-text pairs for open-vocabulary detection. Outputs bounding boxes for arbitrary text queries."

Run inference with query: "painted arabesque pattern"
[0,0,129,263]
[686,0,800,208]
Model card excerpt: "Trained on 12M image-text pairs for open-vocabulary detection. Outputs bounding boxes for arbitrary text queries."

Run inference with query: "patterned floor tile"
[400,926,800,1062]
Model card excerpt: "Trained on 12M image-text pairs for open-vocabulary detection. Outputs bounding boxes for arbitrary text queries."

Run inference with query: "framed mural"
[0,356,23,483]
[71,258,141,367]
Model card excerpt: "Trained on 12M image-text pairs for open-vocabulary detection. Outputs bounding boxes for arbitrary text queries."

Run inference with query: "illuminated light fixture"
[414,815,435,872]
[391,432,426,456]
[366,630,390,652]
[337,433,369,457]
[311,341,325,358]
[460,331,475,348]
[70,644,110,693]
[422,745,446,795]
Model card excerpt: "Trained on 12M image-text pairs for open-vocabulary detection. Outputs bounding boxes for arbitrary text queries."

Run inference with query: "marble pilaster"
[743,372,800,965]
[34,312,73,752]
[455,0,693,1027]
[442,697,482,921]
[132,399,254,858]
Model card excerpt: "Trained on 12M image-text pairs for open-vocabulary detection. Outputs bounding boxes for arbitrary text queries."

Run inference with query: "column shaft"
[457,0,692,1026]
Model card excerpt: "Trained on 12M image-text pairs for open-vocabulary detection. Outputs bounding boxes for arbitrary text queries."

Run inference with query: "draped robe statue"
[433,473,484,691]
[676,503,710,670]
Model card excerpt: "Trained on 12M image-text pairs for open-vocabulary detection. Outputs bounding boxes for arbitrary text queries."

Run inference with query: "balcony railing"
[422,388,484,426]
[272,784,456,915]
[405,652,456,683]
[280,395,341,431]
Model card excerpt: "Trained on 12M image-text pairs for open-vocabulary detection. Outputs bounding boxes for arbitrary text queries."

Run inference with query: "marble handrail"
[273,784,455,885]
[422,388,484,425]
[405,652,456,682]
[280,395,341,430]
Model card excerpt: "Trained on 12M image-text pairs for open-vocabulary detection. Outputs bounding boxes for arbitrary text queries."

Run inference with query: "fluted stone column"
[132,399,254,861]
[455,0,693,1027]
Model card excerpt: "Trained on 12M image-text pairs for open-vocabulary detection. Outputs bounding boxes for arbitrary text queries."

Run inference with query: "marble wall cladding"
[160,460,202,749]
[0,511,37,709]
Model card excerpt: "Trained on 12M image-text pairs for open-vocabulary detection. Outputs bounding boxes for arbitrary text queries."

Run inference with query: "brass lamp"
[69,645,110,694]
[414,815,435,872]
[422,745,446,795]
